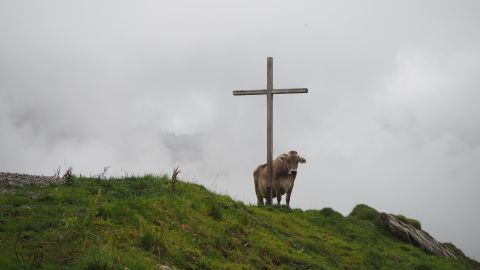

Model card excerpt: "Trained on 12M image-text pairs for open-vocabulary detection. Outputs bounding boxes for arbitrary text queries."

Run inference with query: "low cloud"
[1,0,479,259]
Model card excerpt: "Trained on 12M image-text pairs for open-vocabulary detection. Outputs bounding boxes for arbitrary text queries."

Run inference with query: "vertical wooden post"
[266,57,273,205]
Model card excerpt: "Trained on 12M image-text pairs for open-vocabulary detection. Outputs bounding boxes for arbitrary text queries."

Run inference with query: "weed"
[63,167,74,185]
[171,166,181,193]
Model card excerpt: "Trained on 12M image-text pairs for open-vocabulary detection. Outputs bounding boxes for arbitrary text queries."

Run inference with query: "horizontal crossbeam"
[232,88,308,96]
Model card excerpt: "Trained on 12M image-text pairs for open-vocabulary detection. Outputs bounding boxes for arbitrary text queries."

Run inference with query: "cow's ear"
[298,157,306,163]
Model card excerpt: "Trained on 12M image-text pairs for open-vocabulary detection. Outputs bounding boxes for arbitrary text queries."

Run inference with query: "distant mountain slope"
[0,174,478,269]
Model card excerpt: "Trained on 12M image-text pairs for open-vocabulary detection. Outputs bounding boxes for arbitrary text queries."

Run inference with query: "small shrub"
[63,167,74,185]
[349,204,380,221]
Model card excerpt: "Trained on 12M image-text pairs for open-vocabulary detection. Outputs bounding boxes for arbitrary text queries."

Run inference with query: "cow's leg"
[265,186,273,205]
[257,197,264,206]
[257,194,264,206]
[255,185,264,206]
[254,173,264,206]
[286,184,294,207]
[277,195,282,205]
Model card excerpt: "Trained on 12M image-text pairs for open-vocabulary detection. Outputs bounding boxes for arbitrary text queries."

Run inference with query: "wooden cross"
[233,57,308,205]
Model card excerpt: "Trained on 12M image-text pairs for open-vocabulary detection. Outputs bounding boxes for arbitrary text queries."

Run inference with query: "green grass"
[0,175,478,270]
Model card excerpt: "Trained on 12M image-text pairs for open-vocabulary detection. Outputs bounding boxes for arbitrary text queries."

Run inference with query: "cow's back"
[254,163,267,178]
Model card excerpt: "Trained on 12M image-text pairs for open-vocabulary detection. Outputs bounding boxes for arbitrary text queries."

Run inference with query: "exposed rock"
[380,212,456,258]
[0,172,65,194]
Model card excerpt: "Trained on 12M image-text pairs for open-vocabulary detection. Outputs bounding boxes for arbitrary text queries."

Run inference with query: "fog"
[1,0,479,259]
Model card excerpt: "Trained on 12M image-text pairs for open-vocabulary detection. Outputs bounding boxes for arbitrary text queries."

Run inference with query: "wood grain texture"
[266,57,273,205]
[233,88,308,96]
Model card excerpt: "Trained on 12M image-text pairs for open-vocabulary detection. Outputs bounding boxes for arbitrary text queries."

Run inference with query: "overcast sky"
[1,0,479,259]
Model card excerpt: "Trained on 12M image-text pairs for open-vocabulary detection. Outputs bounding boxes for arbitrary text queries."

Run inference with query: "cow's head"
[279,150,306,176]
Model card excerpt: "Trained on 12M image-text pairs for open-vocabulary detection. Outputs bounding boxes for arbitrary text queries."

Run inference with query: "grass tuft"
[349,204,380,221]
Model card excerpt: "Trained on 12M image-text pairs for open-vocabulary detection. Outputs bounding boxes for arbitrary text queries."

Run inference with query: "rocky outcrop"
[380,212,456,258]
[0,172,65,194]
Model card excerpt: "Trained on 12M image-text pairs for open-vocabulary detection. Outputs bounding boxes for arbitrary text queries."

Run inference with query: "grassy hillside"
[0,175,478,270]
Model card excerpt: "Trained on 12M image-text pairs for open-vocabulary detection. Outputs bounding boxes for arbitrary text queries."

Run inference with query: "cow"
[253,150,306,206]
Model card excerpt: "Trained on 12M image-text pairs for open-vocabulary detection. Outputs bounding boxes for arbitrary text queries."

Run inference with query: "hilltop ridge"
[0,173,478,269]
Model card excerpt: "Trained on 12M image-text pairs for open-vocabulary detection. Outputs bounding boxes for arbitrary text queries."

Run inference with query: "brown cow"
[253,151,306,206]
